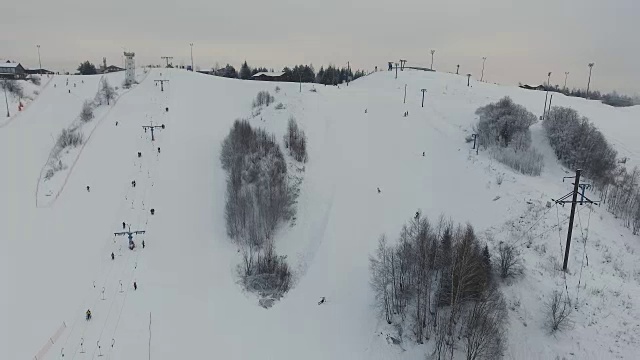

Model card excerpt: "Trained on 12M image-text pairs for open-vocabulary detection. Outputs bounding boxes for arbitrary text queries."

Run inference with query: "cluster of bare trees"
[252,90,275,108]
[602,167,640,234]
[220,120,295,302]
[95,78,116,106]
[80,100,94,122]
[475,97,543,176]
[284,117,307,163]
[1,79,24,99]
[543,107,617,187]
[370,214,507,359]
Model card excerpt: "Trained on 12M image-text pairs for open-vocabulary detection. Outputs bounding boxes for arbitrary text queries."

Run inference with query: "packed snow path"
[1,69,639,360]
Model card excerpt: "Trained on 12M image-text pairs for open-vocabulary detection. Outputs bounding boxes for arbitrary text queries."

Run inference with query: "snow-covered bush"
[96,78,116,105]
[28,76,41,86]
[274,102,285,110]
[475,96,537,148]
[79,100,94,122]
[1,79,24,98]
[543,106,617,187]
[56,129,83,149]
[497,242,522,279]
[545,290,573,333]
[274,86,281,93]
[284,116,307,163]
[252,90,274,108]
[490,145,544,176]
[475,97,542,176]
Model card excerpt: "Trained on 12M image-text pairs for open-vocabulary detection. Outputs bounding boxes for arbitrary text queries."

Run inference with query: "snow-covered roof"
[252,71,284,77]
[0,63,20,68]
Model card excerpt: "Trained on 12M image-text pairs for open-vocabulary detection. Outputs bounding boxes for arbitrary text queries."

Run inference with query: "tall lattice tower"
[124,52,135,84]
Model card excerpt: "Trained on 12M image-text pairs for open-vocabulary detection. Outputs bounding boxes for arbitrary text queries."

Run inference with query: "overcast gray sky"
[2,0,638,94]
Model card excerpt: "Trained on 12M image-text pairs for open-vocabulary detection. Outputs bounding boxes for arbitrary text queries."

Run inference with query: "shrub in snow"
[284,117,307,163]
[96,78,116,105]
[274,86,281,93]
[28,76,41,86]
[463,286,507,360]
[543,106,617,187]
[497,242,522,279]
[489,145,544,176]
[79,100,94,122]
[56,129,83,149]
[274,102,285,110]
[545,289,573,333]
[603,167,640,235]
[475,96,537,148]
[475,97,542,176]
[252,90,275,108]
[1,79,24,98]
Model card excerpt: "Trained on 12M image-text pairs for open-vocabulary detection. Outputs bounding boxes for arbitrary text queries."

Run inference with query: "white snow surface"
[1,68,639,360]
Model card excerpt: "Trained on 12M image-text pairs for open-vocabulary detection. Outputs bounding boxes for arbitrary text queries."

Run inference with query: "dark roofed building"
[0,62,26,79]
[251,71,285,81]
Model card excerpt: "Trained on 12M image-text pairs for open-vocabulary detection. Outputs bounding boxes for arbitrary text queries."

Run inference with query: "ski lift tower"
[124,52,136,85]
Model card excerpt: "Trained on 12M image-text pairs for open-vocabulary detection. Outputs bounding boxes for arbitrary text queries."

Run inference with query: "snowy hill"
[1,68,639,360]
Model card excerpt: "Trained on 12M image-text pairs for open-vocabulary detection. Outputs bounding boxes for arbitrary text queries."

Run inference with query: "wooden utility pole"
[564,72,569,90]
[142,121,165,141]
[547,94,554,115]
[399,59,407,71]
[547,72,552,87]
[471,133,479,154]
[154,79,169,91]
[395,63,399,79]
[420,89,427,107]
[160,56,174,68]
[553,169,599,272]
[480,57,487,82]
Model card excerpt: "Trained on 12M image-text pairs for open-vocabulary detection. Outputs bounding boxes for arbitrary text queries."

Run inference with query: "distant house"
[102,65,124,74]
[25,68,54,75]
[252,71,285,81]
[0,62,26,79]
[519,84,546,91]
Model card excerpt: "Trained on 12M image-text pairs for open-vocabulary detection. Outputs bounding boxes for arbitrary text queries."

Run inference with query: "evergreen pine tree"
[240,61,251,80]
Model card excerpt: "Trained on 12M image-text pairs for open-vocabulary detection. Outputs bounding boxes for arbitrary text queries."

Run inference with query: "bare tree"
[546,289,573,332]
[498,242,522,279]
[464,286,507,360]
[98,78,116,105]
[79,100,94,122]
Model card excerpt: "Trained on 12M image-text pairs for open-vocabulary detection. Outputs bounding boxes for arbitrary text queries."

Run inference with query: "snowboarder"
[133,281,137,291]
[68,89,71,94]
[422,152,425,156]
[165,107,169,112]
[86,185,90,192]
[318,297,326,305]
[86,309,92,321]
[365,109,368,114]
[150,208,155,215]
[377,187,381,194]
[115,121,118,126]
[157,147,161,154]
[131,180,136,187]
[111,252,115,260]
[138,152,142,158]
[142,240,145,249]
[122,222,126,229]
[129,239,135,250]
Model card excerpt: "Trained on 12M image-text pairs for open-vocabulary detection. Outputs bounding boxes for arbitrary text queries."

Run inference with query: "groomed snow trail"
[2,68,639,360]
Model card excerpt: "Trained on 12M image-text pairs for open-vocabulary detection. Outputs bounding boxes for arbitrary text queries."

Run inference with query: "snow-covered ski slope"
[1,68,639,360]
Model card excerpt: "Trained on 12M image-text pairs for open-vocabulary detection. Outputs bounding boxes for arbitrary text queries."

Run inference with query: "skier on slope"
[318,297,326,305]
[111,252,115,260]
[86,309,92,320]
